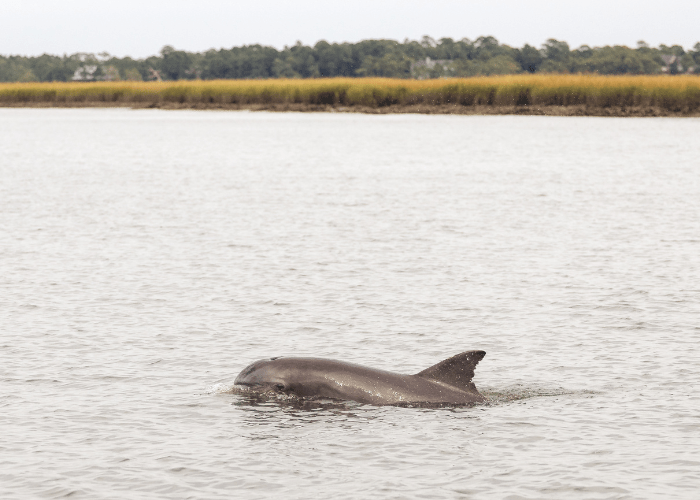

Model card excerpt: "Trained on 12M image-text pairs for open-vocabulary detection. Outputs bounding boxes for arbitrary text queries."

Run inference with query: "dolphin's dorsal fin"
[416,351,485,392]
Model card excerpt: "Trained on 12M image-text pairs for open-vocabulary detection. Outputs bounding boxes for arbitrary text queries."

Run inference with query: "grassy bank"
[2,76,700,116]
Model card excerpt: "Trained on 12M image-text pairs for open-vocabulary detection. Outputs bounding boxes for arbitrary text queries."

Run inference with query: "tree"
[690,43,700,70]
[516,44,543,73]
[160,46,194,80]
[540,39,571,72]
[1,37,698,82]
[29,54,77,81]
[0,57,37,82]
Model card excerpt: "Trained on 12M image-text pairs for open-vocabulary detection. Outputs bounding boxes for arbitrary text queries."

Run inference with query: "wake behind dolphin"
[234,350,486,406]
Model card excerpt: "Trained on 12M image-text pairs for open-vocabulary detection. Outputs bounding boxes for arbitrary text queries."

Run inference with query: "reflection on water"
[233,393,372,423]
[1,109,699,499]
[231,389,482,411]
[228,384,567,411]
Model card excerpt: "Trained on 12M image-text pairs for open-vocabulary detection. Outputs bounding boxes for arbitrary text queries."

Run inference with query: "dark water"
[1,108,699,499]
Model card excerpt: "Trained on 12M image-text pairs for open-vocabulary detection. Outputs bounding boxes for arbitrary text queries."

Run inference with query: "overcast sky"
[2,0,698,58]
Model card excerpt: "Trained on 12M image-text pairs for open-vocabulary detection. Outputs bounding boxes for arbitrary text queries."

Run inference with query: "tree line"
[1,36,699,82]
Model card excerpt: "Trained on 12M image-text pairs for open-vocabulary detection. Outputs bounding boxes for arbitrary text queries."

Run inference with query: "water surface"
[1,109,699,499]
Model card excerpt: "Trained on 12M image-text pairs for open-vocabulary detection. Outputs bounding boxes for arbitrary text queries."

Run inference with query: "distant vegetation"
[1,37,699,82]
[2,76,699,115]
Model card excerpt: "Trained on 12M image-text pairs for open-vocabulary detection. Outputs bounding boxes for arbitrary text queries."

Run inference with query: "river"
[1,108,699,499]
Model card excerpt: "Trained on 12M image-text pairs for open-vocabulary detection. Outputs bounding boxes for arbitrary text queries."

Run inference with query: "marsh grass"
[2,75,699,112]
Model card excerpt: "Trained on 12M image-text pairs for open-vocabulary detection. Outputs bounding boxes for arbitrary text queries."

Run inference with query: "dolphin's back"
[278,353,485,405]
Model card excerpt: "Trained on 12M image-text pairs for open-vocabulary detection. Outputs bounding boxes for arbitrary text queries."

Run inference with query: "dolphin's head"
[234,357,293,393]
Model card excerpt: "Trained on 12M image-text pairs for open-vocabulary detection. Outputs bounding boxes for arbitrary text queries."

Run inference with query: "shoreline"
[3,102,699,117]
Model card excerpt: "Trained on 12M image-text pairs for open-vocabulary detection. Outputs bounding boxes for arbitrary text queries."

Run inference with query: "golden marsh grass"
[1,75,699,112]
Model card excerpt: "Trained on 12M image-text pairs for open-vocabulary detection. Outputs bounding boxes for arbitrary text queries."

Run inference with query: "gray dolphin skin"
[234,350,486,406]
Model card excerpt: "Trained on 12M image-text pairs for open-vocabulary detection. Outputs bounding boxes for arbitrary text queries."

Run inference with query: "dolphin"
[234,350,486,406]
